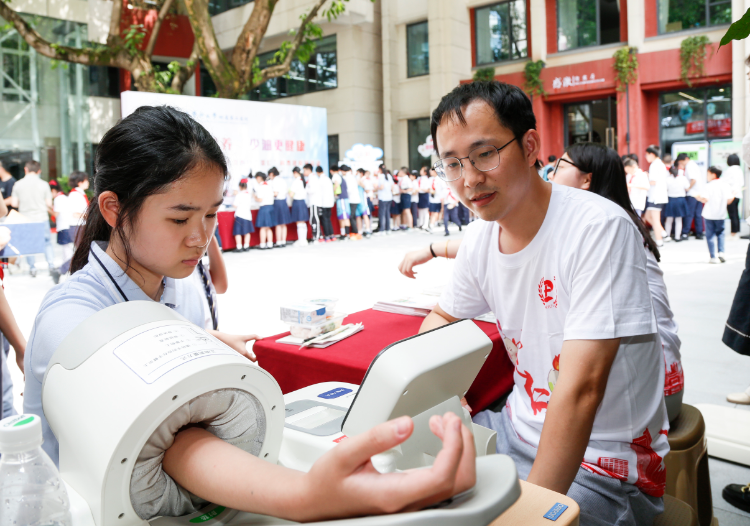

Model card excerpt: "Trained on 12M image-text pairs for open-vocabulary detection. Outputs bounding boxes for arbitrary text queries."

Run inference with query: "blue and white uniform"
[271,177,292,225]
[24,241,207,466]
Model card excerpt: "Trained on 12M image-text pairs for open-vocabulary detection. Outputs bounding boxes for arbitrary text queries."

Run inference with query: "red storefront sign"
[685,118,732,136]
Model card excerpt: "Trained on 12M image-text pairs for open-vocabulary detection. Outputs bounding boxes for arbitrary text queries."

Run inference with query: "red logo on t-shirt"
[538,277,557,308]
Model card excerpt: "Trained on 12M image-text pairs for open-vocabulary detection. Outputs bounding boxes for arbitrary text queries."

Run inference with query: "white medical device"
[43,302,520,526]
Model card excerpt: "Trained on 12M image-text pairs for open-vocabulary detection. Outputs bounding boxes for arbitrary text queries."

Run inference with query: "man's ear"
[523,129,542,168]
[581,172,593,191]
[99,191,120,228]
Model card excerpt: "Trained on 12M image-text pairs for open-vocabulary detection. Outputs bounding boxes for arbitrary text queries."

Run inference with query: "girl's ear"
[581,172,593,191]
[99,191,120,228]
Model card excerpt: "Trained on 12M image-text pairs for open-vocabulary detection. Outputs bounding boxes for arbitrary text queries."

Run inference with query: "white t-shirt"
[440,184,668,497]
[418,175,430,194]
[700,179,733,220]
[647,159,669,204]
[429,177,446,204]
[290,178,307,201]
[271,177,287,201]
[627,170,650,212]
[319,175,335,208]
[233,190,253,220]
[644,249,682,397]
[684,161,705,198]
[723,165,744,199]
[400,176,412,193]
[306,175,321,207]
[362,177,375,200]
[344,173,361,204]
[666,174,689,198]
[53,194,71,231]
[254,182,274,207]
[392,178,401,203]
[68,188,88,226]
[444,188,459,208]
[377,173,393,201]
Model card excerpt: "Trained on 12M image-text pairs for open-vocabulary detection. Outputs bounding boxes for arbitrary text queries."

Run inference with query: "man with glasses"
[419,82,668,526]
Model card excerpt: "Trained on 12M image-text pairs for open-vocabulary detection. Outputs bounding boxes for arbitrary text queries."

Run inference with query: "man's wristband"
[429,243,437,258]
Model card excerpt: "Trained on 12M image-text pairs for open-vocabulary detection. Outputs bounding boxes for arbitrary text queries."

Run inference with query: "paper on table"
[276,323,364,348]
[373,294,438,317]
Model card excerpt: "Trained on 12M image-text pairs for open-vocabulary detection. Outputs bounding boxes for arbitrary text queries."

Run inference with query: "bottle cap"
[0,414,43,454]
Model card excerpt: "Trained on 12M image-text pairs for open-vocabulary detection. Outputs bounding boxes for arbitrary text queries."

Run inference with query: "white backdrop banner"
[120,91,328,187]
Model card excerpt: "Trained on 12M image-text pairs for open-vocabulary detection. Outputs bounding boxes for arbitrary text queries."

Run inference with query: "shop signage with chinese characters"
[552,73,607,90]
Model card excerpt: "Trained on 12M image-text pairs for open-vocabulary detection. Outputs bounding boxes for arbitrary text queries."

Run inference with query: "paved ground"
[5,220,750,524]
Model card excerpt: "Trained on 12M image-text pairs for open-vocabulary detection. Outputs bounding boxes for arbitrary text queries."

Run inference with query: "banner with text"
[120,91,328,191]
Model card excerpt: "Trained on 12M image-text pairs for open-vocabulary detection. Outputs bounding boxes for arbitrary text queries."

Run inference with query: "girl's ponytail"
[70,199,111,273]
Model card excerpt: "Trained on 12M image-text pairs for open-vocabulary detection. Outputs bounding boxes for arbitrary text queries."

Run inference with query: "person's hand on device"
[210,330,259,362]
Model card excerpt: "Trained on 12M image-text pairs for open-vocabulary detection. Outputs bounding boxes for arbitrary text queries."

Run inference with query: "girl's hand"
[303,412,476,520]
[398,246,434,279]
[209,330,259,362]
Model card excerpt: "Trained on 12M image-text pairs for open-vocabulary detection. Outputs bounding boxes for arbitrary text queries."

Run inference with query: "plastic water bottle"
[0,414,71,526]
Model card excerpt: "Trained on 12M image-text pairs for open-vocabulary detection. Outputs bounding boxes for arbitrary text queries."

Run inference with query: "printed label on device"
[114,325,237,384]
[318,387,353,399]
[543,503,568,521]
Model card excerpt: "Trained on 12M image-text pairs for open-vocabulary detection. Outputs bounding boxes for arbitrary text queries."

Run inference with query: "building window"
[658,0,730,34]
[200,64,218,97]
[475,1,527,65]
[407,118,431,171]
[659,86,731,156]
[0,31,31,101]
[407,21,429,77]
[251,35,337,101]
[89,66,119,98]
[328,134,339,171]
[557,0,620,52]
[208,0,253,16]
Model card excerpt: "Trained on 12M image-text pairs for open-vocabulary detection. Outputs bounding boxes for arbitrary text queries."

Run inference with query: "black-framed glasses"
[433,138,517,182]
[551,157,580,180]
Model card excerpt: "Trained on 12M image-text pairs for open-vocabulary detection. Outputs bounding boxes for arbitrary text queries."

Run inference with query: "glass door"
[565,97,617,149]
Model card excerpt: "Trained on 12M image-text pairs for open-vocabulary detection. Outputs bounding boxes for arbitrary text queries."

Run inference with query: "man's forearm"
[419,305,457,334]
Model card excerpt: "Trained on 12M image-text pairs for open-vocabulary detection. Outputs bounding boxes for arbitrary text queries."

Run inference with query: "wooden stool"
[491,480,579,526]
[664,404,713,526]
[654,494,699,526]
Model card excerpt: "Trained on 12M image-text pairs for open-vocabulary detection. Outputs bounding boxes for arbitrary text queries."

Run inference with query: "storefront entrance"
[564,97,617,149]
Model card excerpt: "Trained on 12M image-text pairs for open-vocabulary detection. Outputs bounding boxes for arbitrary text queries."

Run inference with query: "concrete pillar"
[530,0,546,62]
[380,0,398,169]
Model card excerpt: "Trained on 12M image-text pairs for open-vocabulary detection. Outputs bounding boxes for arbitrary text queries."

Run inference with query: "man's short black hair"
[645,145,661,158]
[430,81,537,160]
[303,163,313,171]
[268,166,279,176]
[548,155,556,163]
[340,164,351,172]
[675,153,689,162]
[316,166,324,173]
[707,165,723,177]
[69,170,89,188]
[727,153,741,166]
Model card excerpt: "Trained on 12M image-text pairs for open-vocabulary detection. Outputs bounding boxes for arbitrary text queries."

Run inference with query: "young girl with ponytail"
[24,105,475,523]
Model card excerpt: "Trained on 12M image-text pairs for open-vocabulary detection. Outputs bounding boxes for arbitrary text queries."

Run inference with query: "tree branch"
[107,0,123,47]
[258,0,328,85]
[171,41,200,93]
[145,0,175,58]
[0,0,127,68]
[231,0,275,86]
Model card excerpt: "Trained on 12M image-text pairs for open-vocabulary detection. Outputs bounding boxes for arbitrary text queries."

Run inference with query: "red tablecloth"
[253,309,515,414]
[217,209,341,250]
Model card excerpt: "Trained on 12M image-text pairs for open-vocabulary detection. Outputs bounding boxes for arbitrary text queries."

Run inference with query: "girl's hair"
[239,181,247,189]
[707,166,722,178]
[255,171,267,181]
[70,106,227,274]
[565,142,660,262]
[727,154,740,166]
[268,167,279,177]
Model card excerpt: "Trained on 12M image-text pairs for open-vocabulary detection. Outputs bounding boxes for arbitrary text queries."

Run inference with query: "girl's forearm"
[163,428,315,522]
[0,288,25,355]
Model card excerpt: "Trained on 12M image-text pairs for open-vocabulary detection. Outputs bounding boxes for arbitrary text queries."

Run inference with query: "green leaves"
[123,24,146,57]
[524,60,546,98]
[473,67,495,82]
[680,35,710,87]
[613,46,638,92]
[720,7,750,48]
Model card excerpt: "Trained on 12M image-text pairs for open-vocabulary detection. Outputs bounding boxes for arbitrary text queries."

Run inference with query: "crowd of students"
[228,163,475,248]
[545,145,745,264]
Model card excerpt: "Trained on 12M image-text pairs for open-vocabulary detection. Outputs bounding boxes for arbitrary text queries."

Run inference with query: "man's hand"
[209,330,259,362]
[398,246,433,279]
[527,338,619,495]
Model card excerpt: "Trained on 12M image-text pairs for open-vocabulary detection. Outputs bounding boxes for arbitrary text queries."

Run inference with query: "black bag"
[723,244,750,356]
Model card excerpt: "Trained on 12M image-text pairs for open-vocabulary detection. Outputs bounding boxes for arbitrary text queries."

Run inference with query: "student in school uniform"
[391,171,402,232]
[342,166,362,239]
[417,166,430,229]
[624,158,650,217]
[355,168,373,237]
[442,187,462,237]
[428,168,446,231]
[663,164,690,242]
[304,164,321,242]
[232,178,255,251]
[289,166,310,247]
[190,234,226,332]
[253,172,276,249]
[696,166,734,264]
[318,166,336,241]
[268,167,291,247]
[49,181,74,267]
[399,167,413,230]
[67,171,89,247]
[375,165,394,234]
